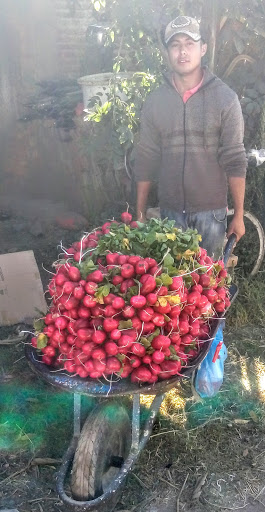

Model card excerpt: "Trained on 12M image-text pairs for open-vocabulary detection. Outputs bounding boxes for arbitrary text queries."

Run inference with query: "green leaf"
[161,273,173,286]
[163,254,174,268]
[37,334,48,350]
[33,318,45,333]
[118,319,133,329]
[93,0,101,11]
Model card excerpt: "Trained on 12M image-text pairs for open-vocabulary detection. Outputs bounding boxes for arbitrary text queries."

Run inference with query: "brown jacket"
[134,68,247,213]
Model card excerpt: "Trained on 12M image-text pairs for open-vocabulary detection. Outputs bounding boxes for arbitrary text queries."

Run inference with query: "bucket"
[77,72,134,109]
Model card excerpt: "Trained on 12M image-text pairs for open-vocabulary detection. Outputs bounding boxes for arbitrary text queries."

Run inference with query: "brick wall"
[55,0,94,78]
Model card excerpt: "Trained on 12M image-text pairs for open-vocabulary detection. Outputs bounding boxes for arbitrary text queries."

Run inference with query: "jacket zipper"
[179,77,216,214]
[182,104,187,214]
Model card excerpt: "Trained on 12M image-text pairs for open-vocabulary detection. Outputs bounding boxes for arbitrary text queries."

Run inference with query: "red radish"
[117,334,134,348]
[105,357,121,373]
[181,334,193,345]
[91,305,104,317]
[118,254,129,265]
[63,297,79,311]
[128,255,141,265]
[146,293,158,305]
[130,295,147,309]
[103,293,118,305]
[131,317,142,331]
[112,275,123,286]
[160,360,181,377]
[131,366,152,383]
[144,257,157,268]
[42,355,53,366]
[93,359,106,373]
[169,276,183,292]
[143,355,152,364]
[43,345,56,358]
[102,221,112,231]
[45,313,56,325]
[152,350,165,364]
[103,318,119,332]
[152,313,165,327]
[215,301,226,313]
[130,221,138,228]
[154,302,171,315]
[187,291,201,306]
[190,271,200,284]
[151,335,171,350]
[157,286,168,296]
[91,330,106,344]
[91,347,106,360]
[83,295,97,309]
[135,261,149,275]
[52,330,66,344]
[120,279,135,293]
[203,289,218,304]
[138,307,154,322]
[77,328,93,342]
[74,286,85,300]
[179,320,190,335]
[68,266,81,282]
[199,274,211,288]
[82,342,95,356]
[75,352,89,365]
[110,329,122,340]
[76,367,90,378]
[131,343,146,357]
[55,273,68,287]
[67,334,76,345]
[43,325,55,337]
[170,332,181,345]
[142,322,155,334]
[85,281,98,295]
[87,270,104,283]
[106,252,119,265]
[77,306,91,319]
[121,263,135,279]
[104,305,117,317]
[112,297,125,310]
[55,316,68,330]
[130,356,142,368]
[217,287,227,300]
[90,318,103,329]
[122,305,135,318]
[63,281,77,295]
[140,275,157,295]
[170,304,181,318]
[105,341,119,355]
[149,265,162,276]
[219,269,228,278]
[191,284,203,294]
[121,211,132,224]
[183,304,196,316]
[64,360,76,373]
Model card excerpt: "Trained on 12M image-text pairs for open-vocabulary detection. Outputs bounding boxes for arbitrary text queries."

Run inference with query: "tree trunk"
[201,0,220,73]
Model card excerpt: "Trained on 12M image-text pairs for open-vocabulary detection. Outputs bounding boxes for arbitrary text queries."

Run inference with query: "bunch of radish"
[32,213,231,385]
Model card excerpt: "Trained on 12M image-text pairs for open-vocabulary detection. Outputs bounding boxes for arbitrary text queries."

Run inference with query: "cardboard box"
[0,251,47,326]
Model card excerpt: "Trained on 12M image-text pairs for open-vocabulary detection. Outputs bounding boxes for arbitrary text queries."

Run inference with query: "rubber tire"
[71,402,131,504]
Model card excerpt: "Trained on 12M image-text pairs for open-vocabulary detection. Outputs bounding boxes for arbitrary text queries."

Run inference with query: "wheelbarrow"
[25,234,237,512]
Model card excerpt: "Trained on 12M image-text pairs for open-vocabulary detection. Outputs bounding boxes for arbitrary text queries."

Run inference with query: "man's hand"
[227,213,245,242]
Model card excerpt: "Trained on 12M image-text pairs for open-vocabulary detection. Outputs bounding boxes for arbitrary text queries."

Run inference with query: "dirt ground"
[1,208,265,512]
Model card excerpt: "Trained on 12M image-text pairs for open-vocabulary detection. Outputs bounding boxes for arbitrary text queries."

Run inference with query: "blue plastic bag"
[194,322,227,398]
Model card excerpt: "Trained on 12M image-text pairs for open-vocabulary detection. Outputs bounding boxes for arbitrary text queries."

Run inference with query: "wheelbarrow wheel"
[71,402,131,505]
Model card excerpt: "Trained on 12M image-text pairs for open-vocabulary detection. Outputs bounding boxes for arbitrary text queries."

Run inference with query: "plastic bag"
[194,322,227,398]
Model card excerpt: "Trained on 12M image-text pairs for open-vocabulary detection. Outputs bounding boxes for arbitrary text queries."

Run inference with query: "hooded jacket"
[134,68,247,213]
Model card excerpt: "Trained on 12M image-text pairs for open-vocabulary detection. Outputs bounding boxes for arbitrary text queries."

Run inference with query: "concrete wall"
[0,0,108,218]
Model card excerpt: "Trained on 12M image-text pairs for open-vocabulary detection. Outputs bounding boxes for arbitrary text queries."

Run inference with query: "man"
[134,15,247,258]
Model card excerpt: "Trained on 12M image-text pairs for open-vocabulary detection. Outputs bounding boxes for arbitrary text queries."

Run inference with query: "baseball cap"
[164,15,201,45]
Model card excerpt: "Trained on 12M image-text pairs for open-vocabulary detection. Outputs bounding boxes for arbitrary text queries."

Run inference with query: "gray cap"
[164,15,201,45]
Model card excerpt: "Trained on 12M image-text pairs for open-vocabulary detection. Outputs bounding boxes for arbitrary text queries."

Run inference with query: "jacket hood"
[162,66,217,91]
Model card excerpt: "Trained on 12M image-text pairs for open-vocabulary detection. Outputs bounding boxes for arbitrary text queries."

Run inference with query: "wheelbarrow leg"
[73,393,81,437]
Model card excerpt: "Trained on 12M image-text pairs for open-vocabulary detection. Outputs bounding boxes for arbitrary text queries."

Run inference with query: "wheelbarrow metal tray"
[25,283,237,397]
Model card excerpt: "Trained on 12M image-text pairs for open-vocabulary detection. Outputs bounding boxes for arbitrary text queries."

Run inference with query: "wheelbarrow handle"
[223,233,237,267]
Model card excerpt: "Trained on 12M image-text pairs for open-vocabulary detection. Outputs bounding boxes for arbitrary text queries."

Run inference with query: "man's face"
[167,34,207,76]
